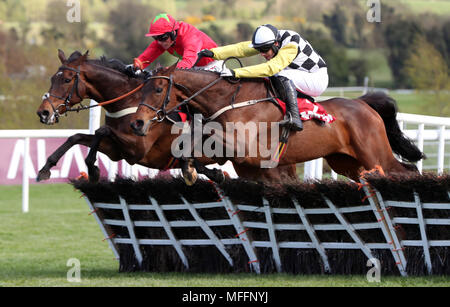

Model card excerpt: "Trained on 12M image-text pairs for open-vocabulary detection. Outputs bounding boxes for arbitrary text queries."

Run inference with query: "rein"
[138,75,224,123]
[139,73,279,124]
[43,65,148,118]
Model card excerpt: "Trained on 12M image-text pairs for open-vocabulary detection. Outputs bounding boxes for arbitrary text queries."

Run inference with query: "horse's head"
[37,49,89,125]
[130,65,179,136]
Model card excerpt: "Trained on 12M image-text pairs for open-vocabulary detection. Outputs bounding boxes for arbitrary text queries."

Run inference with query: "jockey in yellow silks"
[198,24,329,132]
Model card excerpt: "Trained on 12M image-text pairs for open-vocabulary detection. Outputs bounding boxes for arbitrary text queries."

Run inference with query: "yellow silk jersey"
[211,31,327,78]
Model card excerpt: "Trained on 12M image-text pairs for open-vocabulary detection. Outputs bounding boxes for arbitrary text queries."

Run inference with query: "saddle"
[267,78,315,103]
[266,78,335,124]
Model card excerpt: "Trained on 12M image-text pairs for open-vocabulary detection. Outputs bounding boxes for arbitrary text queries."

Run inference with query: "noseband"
[138,75,175,123]
[42,66,84,119]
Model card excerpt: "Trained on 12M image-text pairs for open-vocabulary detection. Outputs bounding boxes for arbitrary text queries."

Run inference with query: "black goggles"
[255,45,272,53]
[154,33,171,42]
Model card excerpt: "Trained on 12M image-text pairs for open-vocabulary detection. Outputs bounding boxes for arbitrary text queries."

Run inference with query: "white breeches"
[276,67,329,97]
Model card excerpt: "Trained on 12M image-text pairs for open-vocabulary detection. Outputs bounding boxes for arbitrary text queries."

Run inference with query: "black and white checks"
[279,30,327,73]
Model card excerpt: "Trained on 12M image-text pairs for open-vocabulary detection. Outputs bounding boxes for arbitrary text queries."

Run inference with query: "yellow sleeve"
[211,41,259,60]
[233,43,298,78]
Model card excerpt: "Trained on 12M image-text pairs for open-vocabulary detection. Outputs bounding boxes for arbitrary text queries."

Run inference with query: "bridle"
[137,57,244,125]
[138,75,175,123]
[42,65,84,120]
[42,65,149,121]
[138,74,223,124]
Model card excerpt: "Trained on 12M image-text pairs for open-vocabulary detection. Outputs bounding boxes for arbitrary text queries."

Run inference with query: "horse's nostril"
[42,110,50,117]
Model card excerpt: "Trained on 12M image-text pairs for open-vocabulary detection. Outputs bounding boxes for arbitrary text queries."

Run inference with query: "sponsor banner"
[0,138,238,185]
[0,138,159,185]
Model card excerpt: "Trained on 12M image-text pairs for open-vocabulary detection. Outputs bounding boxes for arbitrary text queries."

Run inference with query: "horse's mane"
[66,50,147,79]
[91,56,148,80]
[67,51,83,62]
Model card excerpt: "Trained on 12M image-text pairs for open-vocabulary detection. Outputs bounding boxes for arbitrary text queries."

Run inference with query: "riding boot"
[273,76,303,131]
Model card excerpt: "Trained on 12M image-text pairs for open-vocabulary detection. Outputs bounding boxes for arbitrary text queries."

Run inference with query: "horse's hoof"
[216,171,226,184]
[183,170,198,186]
[36,169,51,182]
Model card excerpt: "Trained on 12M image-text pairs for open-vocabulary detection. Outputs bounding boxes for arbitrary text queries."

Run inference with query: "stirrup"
[279,114,292,127]
[279,114,303,131]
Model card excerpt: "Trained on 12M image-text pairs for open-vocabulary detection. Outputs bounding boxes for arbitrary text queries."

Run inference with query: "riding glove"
[220,68,235,78]
[197,49,215,58]
[125,64,143,76]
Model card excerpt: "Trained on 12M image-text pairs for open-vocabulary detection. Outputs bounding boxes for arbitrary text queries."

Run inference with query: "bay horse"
[36,50,298,184]
[130,65,424,181]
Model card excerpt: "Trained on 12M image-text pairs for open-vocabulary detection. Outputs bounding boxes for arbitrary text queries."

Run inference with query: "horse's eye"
[65,79,71,83]
[156,88,163,93]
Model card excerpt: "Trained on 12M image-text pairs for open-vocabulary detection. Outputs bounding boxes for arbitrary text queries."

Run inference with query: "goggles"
[255,45,273,53]
[154,33,171,42]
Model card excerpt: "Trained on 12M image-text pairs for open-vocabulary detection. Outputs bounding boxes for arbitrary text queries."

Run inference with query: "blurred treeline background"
[0,0,449,129]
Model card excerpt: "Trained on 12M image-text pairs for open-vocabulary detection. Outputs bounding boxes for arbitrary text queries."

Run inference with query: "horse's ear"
[166,63,177,73]
[58,49,67,64]
[81,50,89,62]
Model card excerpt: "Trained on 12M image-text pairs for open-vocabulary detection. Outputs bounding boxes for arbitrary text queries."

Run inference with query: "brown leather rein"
[43,65,148,117]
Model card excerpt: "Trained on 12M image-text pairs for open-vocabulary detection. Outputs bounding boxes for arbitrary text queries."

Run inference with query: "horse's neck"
[174,70,231,115]
[85,64,142,110]
[174,70,268,117]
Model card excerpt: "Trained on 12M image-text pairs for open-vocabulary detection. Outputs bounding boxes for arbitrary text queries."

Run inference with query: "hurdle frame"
[81,180,450,276]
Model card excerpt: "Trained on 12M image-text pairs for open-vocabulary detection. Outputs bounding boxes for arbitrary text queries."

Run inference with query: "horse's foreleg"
[37,133,94,182]
[84,126,111,183]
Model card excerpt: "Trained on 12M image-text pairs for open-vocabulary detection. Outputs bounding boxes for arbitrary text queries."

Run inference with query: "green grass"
[321,90,442,116]
[399,0,450,15]
[346,48,394,88]
[1,184,449,287]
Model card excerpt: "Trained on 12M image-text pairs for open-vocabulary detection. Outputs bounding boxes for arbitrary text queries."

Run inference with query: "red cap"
[146,13,180,37]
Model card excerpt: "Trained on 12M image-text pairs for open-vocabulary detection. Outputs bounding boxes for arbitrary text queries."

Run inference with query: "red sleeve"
[137,41,165,69]
[176,34,204,69]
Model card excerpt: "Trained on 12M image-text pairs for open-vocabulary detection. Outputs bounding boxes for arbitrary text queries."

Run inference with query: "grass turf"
[0,183,449,287]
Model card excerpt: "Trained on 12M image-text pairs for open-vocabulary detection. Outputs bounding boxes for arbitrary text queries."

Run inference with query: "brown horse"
[130,65,424,181]
[36,50,298,183]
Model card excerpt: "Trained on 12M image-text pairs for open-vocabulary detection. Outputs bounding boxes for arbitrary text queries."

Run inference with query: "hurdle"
[76,174,450,275]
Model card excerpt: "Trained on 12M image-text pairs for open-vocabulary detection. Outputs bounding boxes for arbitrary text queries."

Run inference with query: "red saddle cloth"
[276,97,336,123]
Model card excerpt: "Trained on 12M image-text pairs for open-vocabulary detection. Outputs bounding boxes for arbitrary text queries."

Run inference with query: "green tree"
[199,23,234,46]
[99,1,156,62]
[404,36,449,116]
[349,58,369,86]
[236,22,253,42]
[305,30,350,86]
[426,22,450,68]
[383,18,423,88]
[43,0,88,49]
[323,5,348,46]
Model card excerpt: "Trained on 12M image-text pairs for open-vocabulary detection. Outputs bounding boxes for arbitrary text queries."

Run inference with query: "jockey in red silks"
[128,13,223,73]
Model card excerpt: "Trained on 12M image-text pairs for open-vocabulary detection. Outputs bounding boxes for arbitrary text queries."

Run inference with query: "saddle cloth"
[275,97,336,123]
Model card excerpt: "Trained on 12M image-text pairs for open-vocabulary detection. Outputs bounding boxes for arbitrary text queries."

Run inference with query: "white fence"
[304,112,450,180]
[1,99,449,212]
[0,102,101,213]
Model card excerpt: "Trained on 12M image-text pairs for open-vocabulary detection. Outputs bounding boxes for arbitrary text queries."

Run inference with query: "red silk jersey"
[137,21,217,69]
